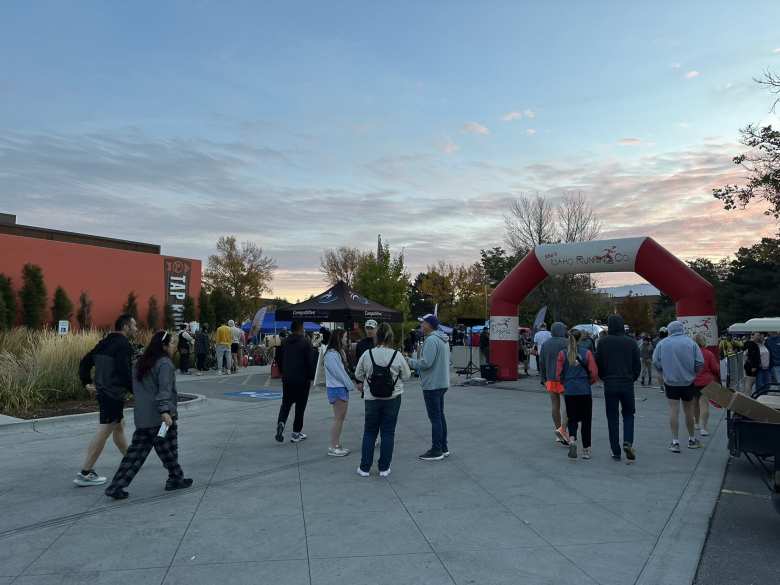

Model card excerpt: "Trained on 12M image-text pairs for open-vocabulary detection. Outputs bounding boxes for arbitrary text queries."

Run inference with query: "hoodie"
[594,315,641,390]
[79,332,133,401]
[539,322,568,383]
[652,321,704,386]
[409,329,451,390]
[277,333,317,385]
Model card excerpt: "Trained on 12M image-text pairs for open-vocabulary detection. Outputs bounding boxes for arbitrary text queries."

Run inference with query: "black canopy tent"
[276,281,403,324]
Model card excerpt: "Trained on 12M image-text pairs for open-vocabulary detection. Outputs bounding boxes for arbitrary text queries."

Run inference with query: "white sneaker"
[443,450,451,458]
[73,470,107,487]
[290,432,307,443]
[379,468,391,477]
[328,447,350,457]
[700,429,710,437]
[356,467,370,477]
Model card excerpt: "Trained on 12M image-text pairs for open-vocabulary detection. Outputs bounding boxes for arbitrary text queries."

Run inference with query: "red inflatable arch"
[489,237,717,381]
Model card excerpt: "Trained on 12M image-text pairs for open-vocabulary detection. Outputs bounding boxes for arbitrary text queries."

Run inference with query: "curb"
[0,393,207,433]
[635,411,730,585]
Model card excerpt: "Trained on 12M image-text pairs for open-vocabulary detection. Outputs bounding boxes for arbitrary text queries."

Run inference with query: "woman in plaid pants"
[105,330,193,499]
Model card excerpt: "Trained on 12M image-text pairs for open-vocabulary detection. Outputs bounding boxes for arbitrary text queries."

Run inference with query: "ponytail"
[567,329,582,367]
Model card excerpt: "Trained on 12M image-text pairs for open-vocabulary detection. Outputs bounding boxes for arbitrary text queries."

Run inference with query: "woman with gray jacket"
[105,330,192,499]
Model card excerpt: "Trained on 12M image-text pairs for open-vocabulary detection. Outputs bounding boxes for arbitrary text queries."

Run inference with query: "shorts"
[693,385,704,398]
[545,381,565,394]
[231,343,239,354]
[664,384,696,402]
[97,394,125,424]
[327,387,349,404]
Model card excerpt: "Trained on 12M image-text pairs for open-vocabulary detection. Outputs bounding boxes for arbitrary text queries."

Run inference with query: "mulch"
[10,395,196,420]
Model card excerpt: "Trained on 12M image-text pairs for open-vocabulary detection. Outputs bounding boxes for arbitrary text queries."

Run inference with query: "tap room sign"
[164,257,192,327]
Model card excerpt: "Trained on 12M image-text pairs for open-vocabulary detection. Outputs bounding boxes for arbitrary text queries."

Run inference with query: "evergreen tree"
[19,263,47,329]
[164,303,176,330]
[51,286,74,326]
[0,274,16,329]
[147,296,160,330]
[199,288,215,329]
[122,291,139,321]
[77,291,93,330]
[0,293,6,331]
[182,295,196,322]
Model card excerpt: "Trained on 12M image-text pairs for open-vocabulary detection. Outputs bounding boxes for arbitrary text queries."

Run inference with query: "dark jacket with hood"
[79,332,133,401]
[595,315,641,390]
[539,322,568,384]
[277,333,317,385]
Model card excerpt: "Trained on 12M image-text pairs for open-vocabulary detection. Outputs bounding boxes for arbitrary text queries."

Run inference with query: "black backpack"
[368,349,399,398]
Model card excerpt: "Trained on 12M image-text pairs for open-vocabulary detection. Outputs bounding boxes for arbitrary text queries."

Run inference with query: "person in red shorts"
[539,322,569,444]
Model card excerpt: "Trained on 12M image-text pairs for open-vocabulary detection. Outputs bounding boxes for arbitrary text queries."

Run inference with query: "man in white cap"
[356,319,378,363]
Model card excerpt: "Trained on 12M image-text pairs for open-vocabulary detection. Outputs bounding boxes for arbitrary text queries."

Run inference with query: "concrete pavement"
[0,370,729,585]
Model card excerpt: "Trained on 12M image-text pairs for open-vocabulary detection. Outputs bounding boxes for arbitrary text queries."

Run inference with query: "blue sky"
[1,1,779,299]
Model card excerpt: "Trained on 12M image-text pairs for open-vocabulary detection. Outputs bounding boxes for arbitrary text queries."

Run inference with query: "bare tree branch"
[754,68,780,113]
[319,246,365,286]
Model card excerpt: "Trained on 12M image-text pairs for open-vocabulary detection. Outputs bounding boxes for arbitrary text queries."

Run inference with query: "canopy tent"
[241,313,319,335]
[276,281,403,323]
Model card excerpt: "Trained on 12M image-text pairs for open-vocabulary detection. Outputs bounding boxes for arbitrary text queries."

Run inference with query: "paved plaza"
[0,367,729,585]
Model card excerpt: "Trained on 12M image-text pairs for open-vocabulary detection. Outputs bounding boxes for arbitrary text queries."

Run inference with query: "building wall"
[0,233,201,329]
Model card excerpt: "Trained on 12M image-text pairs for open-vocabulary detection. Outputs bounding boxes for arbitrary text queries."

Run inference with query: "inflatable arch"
[489,237,717,381]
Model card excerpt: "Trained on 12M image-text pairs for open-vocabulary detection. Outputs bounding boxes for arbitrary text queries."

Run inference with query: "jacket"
[539,322,568,383]
[324,349,355,391]
[556,348,599,395]
[693,347,721,387]
[133,357,178,428]
[409,330,451,390]
[355,346,412,400]
[277,333,317,385]
[652,321,704,386]
[355,336,375,363]
[595,315,641,389]
[215,324,232,346]
[194,330,210,354]
[79,332,133,401]
[765,335,780,367]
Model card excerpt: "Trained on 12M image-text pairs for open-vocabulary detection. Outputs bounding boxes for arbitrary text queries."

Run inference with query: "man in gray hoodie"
[539,322,569,443]
[653,320,704,452]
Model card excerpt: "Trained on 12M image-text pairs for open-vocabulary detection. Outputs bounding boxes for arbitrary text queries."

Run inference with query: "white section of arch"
[534,237,646,275]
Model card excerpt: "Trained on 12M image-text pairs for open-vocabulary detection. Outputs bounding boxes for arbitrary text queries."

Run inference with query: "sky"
[1,1,779,301]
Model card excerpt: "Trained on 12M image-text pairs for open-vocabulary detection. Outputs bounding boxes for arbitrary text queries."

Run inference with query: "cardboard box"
[702,382,780,424]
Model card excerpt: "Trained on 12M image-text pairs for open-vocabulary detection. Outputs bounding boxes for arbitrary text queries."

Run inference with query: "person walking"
[743,331,771,394]
[355,323,412,476]
[653,327,668,393]
[275,320,317,443]
[539,322,569,445]
[194,324,210,374]
[324,329,354,457]
[533,323,552,374]
[556,329,599,460]
[229,319,243,372]
[215,320,233,374]
[639,336,653,386]
[595,315,641,462]
[104,330,193,499]
[653,321,704,453]
[177,323,193,375]
[692,334,720,437]
[409,314,452,461]
[75,314,136,487]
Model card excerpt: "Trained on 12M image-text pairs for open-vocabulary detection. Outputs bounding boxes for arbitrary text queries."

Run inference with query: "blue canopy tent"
[260,311,319,334]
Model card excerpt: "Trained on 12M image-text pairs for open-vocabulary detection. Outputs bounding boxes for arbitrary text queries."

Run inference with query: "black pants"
[604,385,635,456]
[106,423,183,493]
[196,352,207,371]
[277,381,311,433]
[564,394,592,448]
[180,353,190,373]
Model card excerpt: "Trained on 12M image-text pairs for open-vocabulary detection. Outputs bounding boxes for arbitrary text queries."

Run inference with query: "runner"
[639,336,653,386]
[324,329,353,457]
[539,322,569,444]
[74,313,136,487]
[653,321,704,453]
[692,334,720,437]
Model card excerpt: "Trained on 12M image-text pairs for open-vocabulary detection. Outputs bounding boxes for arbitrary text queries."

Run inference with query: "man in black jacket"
[74,313,137,487]
[595,314,641,462]
[275,320,317,443]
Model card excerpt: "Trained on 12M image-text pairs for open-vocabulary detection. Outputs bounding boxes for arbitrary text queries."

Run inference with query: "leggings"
[564,394,592,448]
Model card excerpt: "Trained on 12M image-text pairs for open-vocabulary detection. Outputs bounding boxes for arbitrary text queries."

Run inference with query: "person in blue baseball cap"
[409,314,451,461]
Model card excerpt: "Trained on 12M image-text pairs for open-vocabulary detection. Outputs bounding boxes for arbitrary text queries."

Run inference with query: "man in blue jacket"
[409,314,451,461]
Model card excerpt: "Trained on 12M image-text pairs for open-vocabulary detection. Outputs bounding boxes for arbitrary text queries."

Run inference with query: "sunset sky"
[1,1,779,301]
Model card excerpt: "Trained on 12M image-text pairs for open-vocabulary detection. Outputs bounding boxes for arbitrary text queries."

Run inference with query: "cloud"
[524,109,536,119]
[773,48,780,54]
[618,137,642,145]
[677,122,691,129]
[526,129,537,136]
[463,122,490,135]
[685,70,701,79]
[671,62,681,69]
[501,111,523,121]
[441,139,460,154]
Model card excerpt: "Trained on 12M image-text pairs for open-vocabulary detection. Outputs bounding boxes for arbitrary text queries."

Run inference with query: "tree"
[620,293,655,335]
[480,247,519,287]
[19,263,47,329]
[147,296,160,330]
[353,242,410,318]
[717,237,780,325]
[713,71,780,219]
[203,236,277,314]
[182,295,196,322]
[0,274,16,329]
[199,288,216,329]
[76,291,93,330]
[210,287,238,326]
[164,303,176,330]
[51,286,74,326]
[408,273,435,318]
[320,247,365,287]
[122,291,139,322]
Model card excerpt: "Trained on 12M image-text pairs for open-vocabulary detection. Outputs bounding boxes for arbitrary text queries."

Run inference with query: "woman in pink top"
[692,334,720,437]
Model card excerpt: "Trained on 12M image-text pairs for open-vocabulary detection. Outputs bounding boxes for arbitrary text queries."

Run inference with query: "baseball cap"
[421,314,439,329]
[365,319,378,329]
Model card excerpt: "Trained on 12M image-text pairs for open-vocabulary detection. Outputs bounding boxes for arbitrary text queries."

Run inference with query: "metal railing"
[724,351,744,390]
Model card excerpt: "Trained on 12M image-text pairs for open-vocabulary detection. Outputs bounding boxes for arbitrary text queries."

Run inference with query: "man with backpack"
[275,320,318,443]
[74,313,137,487]
[409,314,451,461]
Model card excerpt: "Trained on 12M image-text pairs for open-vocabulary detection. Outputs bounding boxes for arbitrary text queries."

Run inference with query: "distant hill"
[597,284,660,298]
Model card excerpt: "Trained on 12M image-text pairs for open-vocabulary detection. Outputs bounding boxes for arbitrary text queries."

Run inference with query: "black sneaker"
[611,453,622,461]
[105,488,129,500]
[418,449,445,461]
[623,442,636,462]
[275,422,285,443]
[165,478,193,492]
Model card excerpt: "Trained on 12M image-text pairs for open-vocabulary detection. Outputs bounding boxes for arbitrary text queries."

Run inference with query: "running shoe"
[328,447,350,457]
[582,447,592,460]
[105,488,129,500]
[568,441,578,459]
[443,450,451,457]
[700,429,710,437]
[418,449,445,461]
[554,427,569,445]
[688,438,702,449]
[165,478,194,491]
[275,422,284,443]
[669,441,681,453]
[379,468,392,477]
[356,467,370,477]
[73,470,107,487]
[623,442,636,462]
[290,432,307,443]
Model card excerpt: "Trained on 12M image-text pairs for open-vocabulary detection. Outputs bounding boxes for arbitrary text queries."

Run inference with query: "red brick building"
[0,213,201,329]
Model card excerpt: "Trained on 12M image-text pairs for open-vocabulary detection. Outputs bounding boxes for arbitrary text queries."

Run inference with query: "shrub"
[147,296,160,330]
[20,264,47,329]
[123,291,139,322]
[0,274,16,328]
[77,291,92,330]
[182,295,196,322]
[164,303,175,330]
[51,286,74,326]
